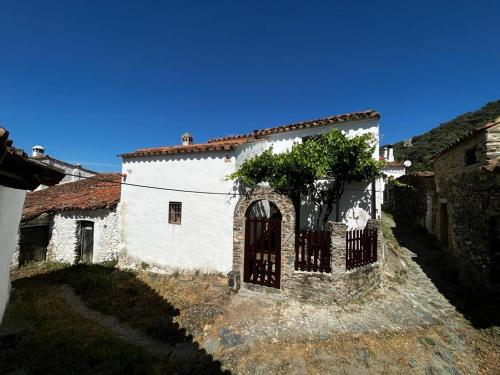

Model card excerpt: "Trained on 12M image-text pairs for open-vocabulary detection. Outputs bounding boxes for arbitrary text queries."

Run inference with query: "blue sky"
[1,1,499,171]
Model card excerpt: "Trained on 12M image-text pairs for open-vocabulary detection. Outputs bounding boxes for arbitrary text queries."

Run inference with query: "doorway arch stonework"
[232,186,295,292]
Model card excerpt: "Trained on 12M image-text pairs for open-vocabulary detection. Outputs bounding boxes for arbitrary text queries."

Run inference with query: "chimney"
[383,147,388,160]
[32,145,45,158]
[387,145,394,162]
[181,132,193,146]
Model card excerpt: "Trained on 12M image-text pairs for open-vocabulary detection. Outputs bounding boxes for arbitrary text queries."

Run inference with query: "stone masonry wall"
[447,168,500,295]
[231,186,384,304]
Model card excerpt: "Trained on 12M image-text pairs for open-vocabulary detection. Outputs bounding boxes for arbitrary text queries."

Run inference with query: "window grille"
[169,202,182,224]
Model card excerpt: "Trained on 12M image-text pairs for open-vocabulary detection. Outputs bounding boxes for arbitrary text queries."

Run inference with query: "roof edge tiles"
[431,120,500,160]
[120,110,379,158]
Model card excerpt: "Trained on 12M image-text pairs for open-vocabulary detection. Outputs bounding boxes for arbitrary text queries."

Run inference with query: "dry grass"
[4,262,231,374]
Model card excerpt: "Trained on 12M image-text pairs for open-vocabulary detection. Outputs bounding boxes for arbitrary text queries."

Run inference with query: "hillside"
[389,100,500,171]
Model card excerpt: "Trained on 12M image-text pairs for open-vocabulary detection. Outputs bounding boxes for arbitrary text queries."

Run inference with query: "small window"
[464,147,477,166]
[169,202,182,224]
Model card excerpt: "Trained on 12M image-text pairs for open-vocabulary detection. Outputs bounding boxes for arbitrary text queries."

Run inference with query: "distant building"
[380,145,406,203]
[0,127,64,322]
[30,145,97,189]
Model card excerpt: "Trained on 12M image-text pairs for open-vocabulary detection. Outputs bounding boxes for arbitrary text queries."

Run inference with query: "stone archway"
[231,187,295,292]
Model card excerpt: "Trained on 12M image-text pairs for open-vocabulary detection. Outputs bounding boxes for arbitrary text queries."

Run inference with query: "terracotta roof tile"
[0,126,65,190]
[383,161,405,168]
[252,110,379,137]
[431,120,500,160]
[22,173,121,221]
[120,140,253,158]
[121,110,379,158]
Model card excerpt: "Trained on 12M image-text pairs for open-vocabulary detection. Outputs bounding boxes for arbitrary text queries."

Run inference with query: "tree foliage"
[230,129,383,227]
[387,100,500,171]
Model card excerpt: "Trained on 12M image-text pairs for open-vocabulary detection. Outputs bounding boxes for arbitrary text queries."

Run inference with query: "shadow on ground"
[1,263,230,374]
[390,224,499,329]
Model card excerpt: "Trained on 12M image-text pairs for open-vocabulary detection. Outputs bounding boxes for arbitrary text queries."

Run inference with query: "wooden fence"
[295,230,332,273]
[346,228,377,270]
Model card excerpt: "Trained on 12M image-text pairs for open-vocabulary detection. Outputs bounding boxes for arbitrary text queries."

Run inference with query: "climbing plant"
[230,129,383,228]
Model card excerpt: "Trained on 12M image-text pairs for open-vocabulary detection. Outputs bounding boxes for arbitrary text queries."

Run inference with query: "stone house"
[0,127,64,322]
[15,174,121,266]
[431,119,500,292]
[118,110,385,302]
[30,145,97,189]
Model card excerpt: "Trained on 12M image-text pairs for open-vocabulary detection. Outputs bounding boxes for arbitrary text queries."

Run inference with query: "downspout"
[371,179,376,219]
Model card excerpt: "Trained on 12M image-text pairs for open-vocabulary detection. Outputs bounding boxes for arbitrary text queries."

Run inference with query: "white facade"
[46,208,120,264]
[0,186,26,322]
[120,118,381,274]
[381,165,406,203]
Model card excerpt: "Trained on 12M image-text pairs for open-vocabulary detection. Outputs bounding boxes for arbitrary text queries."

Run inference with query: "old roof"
[22,173,121,221]
[431,120,500,160]
[31,154,97,174]
[121,110,379,158]
[405,171,435,177]
[383,161,405,168]
[120,139,251,158]
[0,127,65,190]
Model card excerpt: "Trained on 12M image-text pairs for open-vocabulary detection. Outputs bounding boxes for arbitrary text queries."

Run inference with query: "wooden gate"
[19,226,50,265]
[346,228,377,270]
[77,221,94,263]
[244,218,281,288]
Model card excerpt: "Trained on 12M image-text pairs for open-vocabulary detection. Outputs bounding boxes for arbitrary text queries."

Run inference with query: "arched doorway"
[244,200,282,288]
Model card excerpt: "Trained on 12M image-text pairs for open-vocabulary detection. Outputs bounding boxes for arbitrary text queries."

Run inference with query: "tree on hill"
[386,100,500,171]
[229,129,383,229]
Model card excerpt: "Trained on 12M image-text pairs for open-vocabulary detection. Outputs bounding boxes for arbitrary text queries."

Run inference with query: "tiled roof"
[121,110,379,158]
[120,140,250,158]
[405,171,435,177]
[0,127,65,190]
[383,161,405,168]
[31,154,97,174]
[431,120,500,160]
[252,110,379,137]
[22,173,121,221]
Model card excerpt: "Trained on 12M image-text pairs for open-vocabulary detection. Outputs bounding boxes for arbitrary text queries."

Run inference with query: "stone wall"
[46,207,120,264]
[432,123,500,295]
[230,186,384,304]
[445,168,500,295]
[385,174,435,230]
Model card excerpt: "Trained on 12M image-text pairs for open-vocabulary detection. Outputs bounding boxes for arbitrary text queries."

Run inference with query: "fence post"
[366,219,383,264]
[328,221,347,272]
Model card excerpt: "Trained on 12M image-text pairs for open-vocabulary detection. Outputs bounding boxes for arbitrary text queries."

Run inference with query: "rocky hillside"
[389,100,500,171]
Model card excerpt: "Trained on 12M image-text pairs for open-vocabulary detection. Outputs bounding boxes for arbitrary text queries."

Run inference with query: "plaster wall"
[0,186,26,322]
[47,208,119,264]
[120,152,238,273]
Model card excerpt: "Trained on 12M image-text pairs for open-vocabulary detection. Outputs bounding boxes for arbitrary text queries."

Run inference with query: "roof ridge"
[122,110,379,158]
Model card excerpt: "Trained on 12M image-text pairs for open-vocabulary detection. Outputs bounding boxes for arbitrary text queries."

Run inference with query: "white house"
[16,174,121,266]
[380,145,406,203]
[30,145,97,189]
[0,127,64,322]
[119,110,382,275]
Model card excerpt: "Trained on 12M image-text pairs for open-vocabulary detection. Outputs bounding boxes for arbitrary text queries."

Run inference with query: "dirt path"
[59,284,173,358]
[199,216,500,374]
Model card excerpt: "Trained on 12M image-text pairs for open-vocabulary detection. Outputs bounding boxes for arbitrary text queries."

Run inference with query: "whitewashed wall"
[0,186,26,322]
[121,152,238,273]
[47,208,119,264]
[120,118,380,273]
[381,166,406,203]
